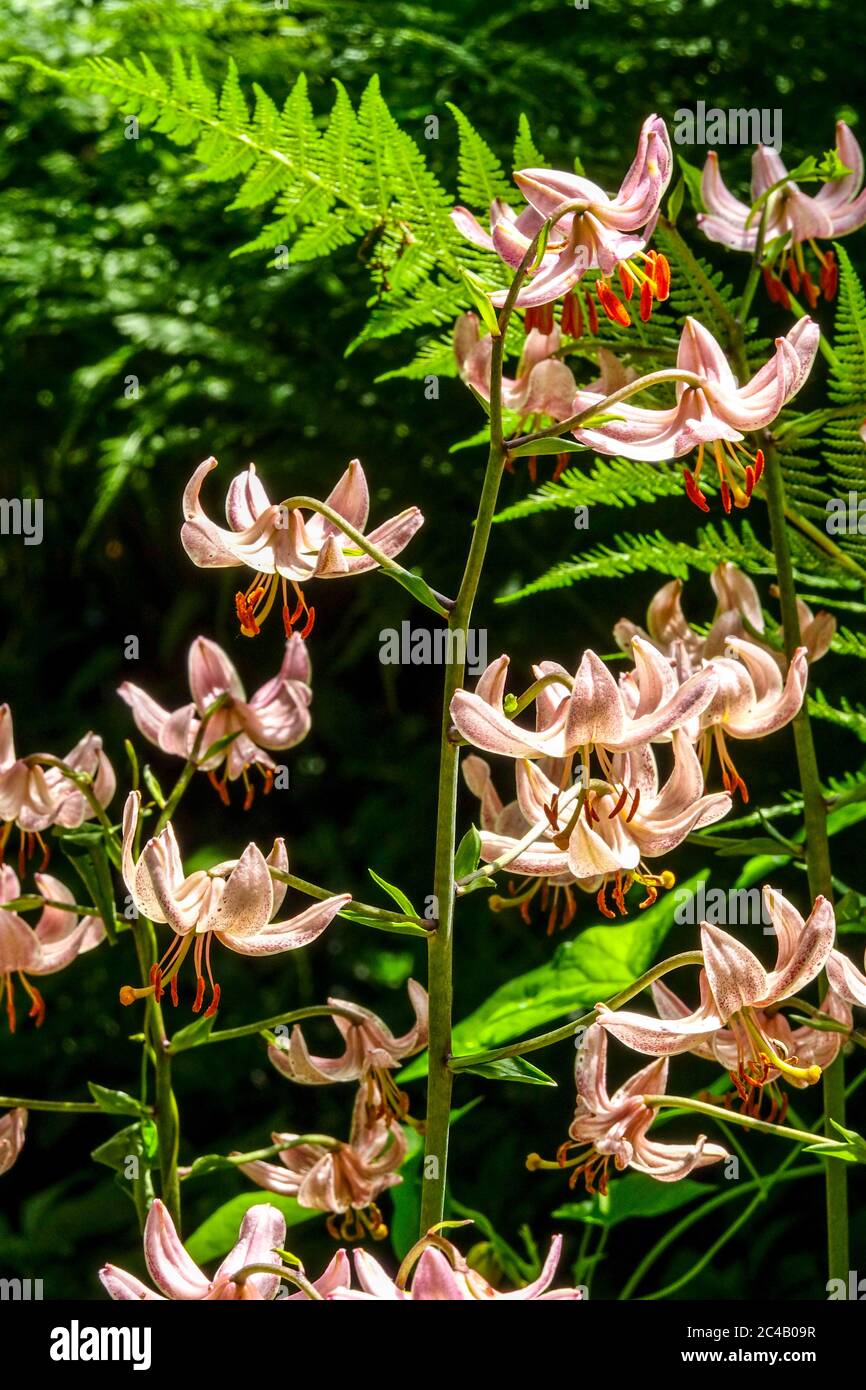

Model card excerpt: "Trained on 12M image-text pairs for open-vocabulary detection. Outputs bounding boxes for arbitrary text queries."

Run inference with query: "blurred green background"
[1,0,864,1299]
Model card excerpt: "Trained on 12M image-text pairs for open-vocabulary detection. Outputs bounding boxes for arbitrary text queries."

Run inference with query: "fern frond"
[512,112,546,172]
[494,455,689,521]
[809,689,866,742]
[447,104,512,209]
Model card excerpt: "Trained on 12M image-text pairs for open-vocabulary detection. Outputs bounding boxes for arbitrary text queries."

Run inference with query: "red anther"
[552,452,570,482]
[192,976,206,1014]
[5,980,16,1033]
[300,606,316,640]
[561,291,583,338]
[638,883,658,909]
[639,279,653,322]
[608,785,628,818]
[597,280,631,327]
[149,963,164,1005]
[205,984,221,1018]
[721,480,732,514]
[584,290,599,336]
[820,251,838,300]
[787,262,801,294]
[683,468,710,513]
[170,974,179,1008]
[596,886,616,920]
[262,767,274,796]
[744,464,755,497]
[754,449,765,483]
[24,980,45,1027]
[289,592,305,624]
[618,263,635,300]
[243,779,255,812]
[525,303,554,334]
[528,456,538,483]
[519,898,532,926]
[282,603,293,637]
[625,785,641,823]
[207,770,231,806]
[654,253,671,301]
[801,271,818,309]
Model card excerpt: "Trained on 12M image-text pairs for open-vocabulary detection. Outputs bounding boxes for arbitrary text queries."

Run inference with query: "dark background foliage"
[1,0,864,1299]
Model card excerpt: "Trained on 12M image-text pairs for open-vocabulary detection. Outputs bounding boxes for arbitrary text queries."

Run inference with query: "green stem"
[130,918,181,1227]
[267,868,430,936]
[0,1096,108,1114]
[449,951,703,1071]
[757,438,848,1283]
[201,1003,361,1048]
[642,1094,819,1147]
[419,230,539,1234]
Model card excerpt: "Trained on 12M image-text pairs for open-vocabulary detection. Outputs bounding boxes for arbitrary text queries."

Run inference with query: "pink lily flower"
[549,1025,727,1191]
[181,456,424,639]
[454,313,577,423]
[450,638,719,762]
[827,942,866,1009]
[569,315,820,512]
[238,1087,407,1242]
[119,635,312,807]
[698,124,866,304]
[0,864,104,1031]
[615,564,834,671]
[651,978,852,1088]
[100,1197,348,1300]
[0,704,115,849]
[596,887,836,1092]
[453,116,672,322]
[333,1231,584,1300]
[0,1108,27,1175]
[119,792,349,1017]
[268,979,428,1123]
[463,730,730,925]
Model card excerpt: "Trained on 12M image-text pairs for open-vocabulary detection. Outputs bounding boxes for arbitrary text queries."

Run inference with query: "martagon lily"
[332,1231,584,1300]
[452,114,673,323]
[238,1086,407,1241]
[119,791,349,1016]
[531,1024,727,1192]
[0,1108,27,1175]
[596,887,836,1094]
[268,978,428,1124]
[100,1197,350,1300]
[698,123,866,305]
[0,864,104,1031]
[119,634,312,808]
[181,456,423,639]
[568,315,820,512]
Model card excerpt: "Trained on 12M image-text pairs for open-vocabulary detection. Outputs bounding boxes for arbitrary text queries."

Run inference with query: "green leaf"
[509,438,585,459]
[453,825,482,879]
[56,826,118,943]
[87,1083,149,1117]
[185,1194,319,1264]
[169,1013,217,1053]
[367,868,419,918]
[459,1056,556,1086]
[458,267,500,337]
[677,154,705,213]
[91,1120,158,1172]
[667,176,685,224]
[554,1172,709,1228]
[142,765,166,809]
[401,874,696,1081]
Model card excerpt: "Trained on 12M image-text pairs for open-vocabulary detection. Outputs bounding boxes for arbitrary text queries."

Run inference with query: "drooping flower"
[332,1231,584,1300]
[533,1024,727,1192]
[596,887,836,1093]
[0,865,104,1031]
[0,705,115,862]
[698,124,866,304]
[452,116,673,323]
[651,978,852,1091]
[119,792,349,1016]
[0,1108,27,1175]
[268,979,428,1124]
[181,457,424,639]
[119,635,312,807]
[238,1087,407,1241]
[450,639,719,764]
[614,564,835,671]
[462,729,730,925]
[826,942,866,1009]
[100,1197,347,1300]
[569,315,820,511]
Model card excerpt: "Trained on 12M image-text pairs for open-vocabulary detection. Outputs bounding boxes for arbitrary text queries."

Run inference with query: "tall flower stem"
[131,918,181,1227]
[761,437,848,1282]
[419,240,538,1234]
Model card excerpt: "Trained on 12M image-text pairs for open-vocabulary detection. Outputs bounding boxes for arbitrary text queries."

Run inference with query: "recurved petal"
[760,892,835,1004]
[215,1203,287,1301]
[204,843,274,940]
[825,948,866,1007]
[99,1266,165,1301]
[221,893,349,957]
[144,1199,211,1300]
